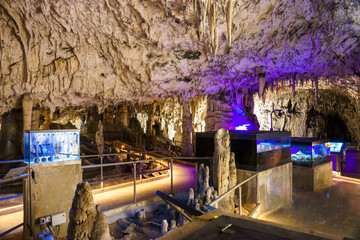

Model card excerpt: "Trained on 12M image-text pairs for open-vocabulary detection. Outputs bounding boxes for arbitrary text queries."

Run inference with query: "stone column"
[146,102,156,135]
[182,101,193,157]
[211,128,236,212]
[95,120,104,155]
[119,105,129,127]
[22,94,33,132]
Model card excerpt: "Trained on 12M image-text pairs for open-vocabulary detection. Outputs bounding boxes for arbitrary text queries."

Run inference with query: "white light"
[236,124,250,130]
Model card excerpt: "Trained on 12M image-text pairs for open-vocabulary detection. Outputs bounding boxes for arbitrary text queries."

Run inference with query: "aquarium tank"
[330,142,344,153]
[291,138,330,167]
[24,130,80,164]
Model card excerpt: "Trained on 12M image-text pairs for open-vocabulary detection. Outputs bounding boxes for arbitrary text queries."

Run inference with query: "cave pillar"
[119,105,129,127]
[22,94,33,155]
[146,102,156,135]
[95,120,104,155]
[182,101,193,157]
[22,94,33,132]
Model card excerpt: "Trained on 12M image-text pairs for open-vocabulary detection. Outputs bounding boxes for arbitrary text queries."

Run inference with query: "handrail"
[0,160,24,164]
[0,173,30,185]
[209,173,258,207]
[172,157,212,160]
[248,202,261,217]
[80,149,169,158]
[81,157,171,169]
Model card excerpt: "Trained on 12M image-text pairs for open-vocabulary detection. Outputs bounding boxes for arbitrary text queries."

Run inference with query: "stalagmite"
[95,120,104,155]
[182,101,193,156]
[67,182,114,240]
[226,0,234,47]
[212,128,236,212]
[161,220,168,234]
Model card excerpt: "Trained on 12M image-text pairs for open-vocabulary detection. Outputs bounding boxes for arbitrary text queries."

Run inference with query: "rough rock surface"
[0,0,359,116]
[67,181,112,240]
[212,128,236,212]
[254,79,360,141]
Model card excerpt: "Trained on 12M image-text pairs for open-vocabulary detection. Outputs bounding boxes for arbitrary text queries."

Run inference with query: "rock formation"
[0,0,359,117]
[67,182,111,240]
[212,128,237,212]
[254,79,360,141]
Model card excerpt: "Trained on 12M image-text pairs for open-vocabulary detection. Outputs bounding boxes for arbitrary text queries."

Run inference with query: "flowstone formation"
[212,128,237,212]
[0,0,359,116]
[67,181,112,240]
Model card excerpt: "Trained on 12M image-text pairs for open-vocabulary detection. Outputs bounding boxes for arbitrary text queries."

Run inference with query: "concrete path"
[0,163,195,236]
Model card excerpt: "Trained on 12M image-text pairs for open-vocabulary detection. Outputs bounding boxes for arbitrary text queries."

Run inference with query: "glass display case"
[291,138,330,167]
[24,130,80,164]
[196,131,291,171]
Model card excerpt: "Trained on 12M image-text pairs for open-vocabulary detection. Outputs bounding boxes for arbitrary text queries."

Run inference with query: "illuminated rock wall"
[254,77,360,141]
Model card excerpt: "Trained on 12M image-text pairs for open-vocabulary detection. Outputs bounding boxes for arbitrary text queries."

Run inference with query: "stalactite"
[295,73,300,87]
[292,77,296,94]
[199,0,209,40]
[315,76,319,101]
[226,0,234,47]
[258,75,266,98]
[209,0,215,52]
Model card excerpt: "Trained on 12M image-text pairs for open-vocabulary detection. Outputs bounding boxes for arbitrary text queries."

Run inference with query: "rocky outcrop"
[211,128,236,212]
[0,0,359,117]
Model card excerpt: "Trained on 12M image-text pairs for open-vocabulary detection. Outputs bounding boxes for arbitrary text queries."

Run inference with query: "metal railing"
[209,173,259,216]
[0,147,175,238]
[81,154,174,202]
[0,171,30,239]
[80,146,173,193]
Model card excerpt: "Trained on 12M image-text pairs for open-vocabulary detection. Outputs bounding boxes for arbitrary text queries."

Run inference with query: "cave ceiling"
[0,0,359,114]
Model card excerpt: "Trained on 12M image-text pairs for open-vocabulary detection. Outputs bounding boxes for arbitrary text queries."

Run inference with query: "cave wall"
[254,77,360,142]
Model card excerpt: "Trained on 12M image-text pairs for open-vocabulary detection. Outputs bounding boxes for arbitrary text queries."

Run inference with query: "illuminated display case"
[291,138,330,167]
[24,130,80,164]
[196,131,291,171]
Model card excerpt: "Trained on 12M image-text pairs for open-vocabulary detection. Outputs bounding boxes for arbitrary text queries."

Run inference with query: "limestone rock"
[253,80,360,141]
[91,211,112,240]
[67,182,112,240]
[186,188,194,206]
[161,219,168,234]
[67,182,96,240]
[0,0,359,116]
[212,128,236,212]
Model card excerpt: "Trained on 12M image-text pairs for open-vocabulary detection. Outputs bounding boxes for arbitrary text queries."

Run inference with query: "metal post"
[100,155,104,189]
[23,176,29,239]
[133,163,137,203]
[170,158,174,195]
[127,145,131,161]
[239,186,242,215]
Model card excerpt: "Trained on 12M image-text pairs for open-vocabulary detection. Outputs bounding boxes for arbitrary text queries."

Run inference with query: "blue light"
[236,124,250,130]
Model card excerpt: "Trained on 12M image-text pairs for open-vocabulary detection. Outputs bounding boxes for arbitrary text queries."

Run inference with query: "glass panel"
[257,137,291,153]
[291,145,312,164]
[24,130,80,164]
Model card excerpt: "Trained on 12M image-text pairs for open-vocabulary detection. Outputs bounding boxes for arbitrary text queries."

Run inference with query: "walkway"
[259,176,360,240]
[0,163,195,237]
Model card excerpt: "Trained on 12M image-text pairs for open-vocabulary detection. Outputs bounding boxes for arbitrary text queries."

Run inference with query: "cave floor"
[259,176,360,240]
